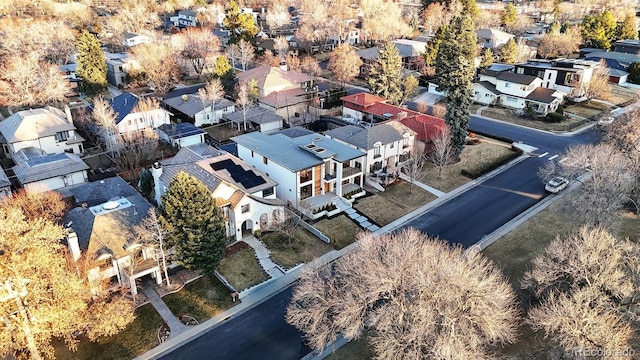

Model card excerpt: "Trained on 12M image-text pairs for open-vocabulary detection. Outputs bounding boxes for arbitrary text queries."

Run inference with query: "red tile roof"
[340,93,387,107]
[400,114,446,143]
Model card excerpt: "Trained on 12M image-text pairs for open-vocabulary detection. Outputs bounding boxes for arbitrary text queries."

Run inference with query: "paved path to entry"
[140,281,188,339]
[244,236,285,279]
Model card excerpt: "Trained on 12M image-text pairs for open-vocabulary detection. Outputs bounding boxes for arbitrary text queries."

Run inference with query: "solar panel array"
[211,159,266,189]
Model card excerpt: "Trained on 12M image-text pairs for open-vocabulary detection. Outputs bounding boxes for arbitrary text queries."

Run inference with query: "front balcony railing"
[342,166,360,177]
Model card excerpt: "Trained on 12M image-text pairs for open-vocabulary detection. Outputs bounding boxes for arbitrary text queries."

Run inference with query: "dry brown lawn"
[217,247,268,291]
[261,228,334,269]
[480,107,589,132]
[353,180,436,226]
[205,124,243,142]
[314,214,363,250]
[419,141,517,193]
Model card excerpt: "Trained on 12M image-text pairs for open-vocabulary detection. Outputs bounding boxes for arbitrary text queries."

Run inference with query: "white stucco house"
[324,121,416,176]
[109,93,172,134]
[63,176,164,296]
[232,131,366,215]
[163,93,236,127]
[156,122,205,148]
[152,144,284,240]
[0,106,84,160]
[122,32,151,47]
[12,147,89,193]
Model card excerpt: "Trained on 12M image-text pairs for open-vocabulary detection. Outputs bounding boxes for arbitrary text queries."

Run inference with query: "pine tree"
[76,30,107,96]
[480,48,494,68]
[500,38,518,64]
[160,171,226,278]
[617,14,638,41]
[368,41,404,105]
[224,0,259,44]
[436,15,476,156]
[501,3,517,28]
[422,25,447,67]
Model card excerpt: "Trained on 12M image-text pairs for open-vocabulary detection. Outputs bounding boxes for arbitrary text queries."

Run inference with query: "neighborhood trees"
[76,31,108,96]
[0,204,134,360]
[287,229,519,359]
[501,3,517,28]
[479,48,494,68]
[522,226,640,357]
[500,38,518,64]
[178,28,221,77]
[581,10,618,49]
[360,0,412,43]
[585,60,612,100]
[130,41,181,94]
[0,57,71,108]
[91,96,120,156]
[428,125,455,179]
[537,22,582,59]
[327,44,363,86]
[368,41,404,106]
[224,0,259,44]
[134,209,172,287]
[159,171,227,278]
[198,78,225,123]
[617,13,638,40]
[435,15,476,156]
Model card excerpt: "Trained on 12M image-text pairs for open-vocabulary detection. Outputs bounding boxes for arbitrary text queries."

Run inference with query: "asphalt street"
[161,117,601,360]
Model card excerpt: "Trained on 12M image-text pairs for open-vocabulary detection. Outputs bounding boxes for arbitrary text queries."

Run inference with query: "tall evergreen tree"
[501,3,517,28]
[422,25,447,67]
[500,38,518,64]
[76,30,107,96]
[480,48,494,68]
[617,14,638,41]
[435,15,476,156]
[160,171,226,278]
[368,41,404,105]
[224,0,259,44]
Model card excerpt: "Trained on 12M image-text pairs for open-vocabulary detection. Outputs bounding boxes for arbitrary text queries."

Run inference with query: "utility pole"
[1,280,41,360]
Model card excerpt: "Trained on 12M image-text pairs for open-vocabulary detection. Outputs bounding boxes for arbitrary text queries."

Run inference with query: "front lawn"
[314,214,363,250]
[217,247,268,291]
[261,228,334,269]
[162,276,236,323]
[479,107,590,132]
[353,181,436,226]
[54,304,163,360]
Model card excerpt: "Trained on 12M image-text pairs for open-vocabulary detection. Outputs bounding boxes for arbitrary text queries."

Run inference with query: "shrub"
[546,112,564,123]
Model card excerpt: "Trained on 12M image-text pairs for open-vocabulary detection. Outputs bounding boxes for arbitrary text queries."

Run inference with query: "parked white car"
[545,177,569,193]
[597,116,614,126]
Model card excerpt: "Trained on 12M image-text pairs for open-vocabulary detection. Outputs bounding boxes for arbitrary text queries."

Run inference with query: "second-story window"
[55,131,69,143]
[241,204,250,213]
[263,156,268,165]
[374,145,381,158]
[263,187,274,197]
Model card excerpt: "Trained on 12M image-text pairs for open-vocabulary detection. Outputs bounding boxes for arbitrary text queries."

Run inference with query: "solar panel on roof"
[210,159,267,189]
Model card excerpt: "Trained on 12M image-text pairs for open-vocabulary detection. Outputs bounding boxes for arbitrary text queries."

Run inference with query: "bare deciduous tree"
[428,126,455,179]
[539,143,637,225]
[522,226,640,358]
[235,82,252,131]
[113,128,159,182]
[0,57,71,108]
[225,43,240,70]
[237,39,255,71]
[92,96,120,156]
[130,41,181,94]
[300,56,323,77]
[0,18,75,65]
[287,228,519,359]
[432,104,447,119]
[360,0,411,44]
[265,0,290,30]
[134,208,172,287]
[605,107,640,154]
[585,60,612,101]
[327,44,363,86]
[273,36,289,61]
[402,142,427,194]
[177,28,221,76]
[198,78,225,123]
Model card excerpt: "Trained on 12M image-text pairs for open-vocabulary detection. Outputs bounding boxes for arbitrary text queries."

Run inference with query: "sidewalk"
[136,147,536,360]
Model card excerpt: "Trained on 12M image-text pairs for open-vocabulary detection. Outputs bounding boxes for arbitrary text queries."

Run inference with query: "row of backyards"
[54,138,517,359]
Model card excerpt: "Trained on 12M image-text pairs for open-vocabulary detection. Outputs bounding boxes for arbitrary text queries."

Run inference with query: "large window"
[55,131,69,142]
[263,187,274,197]
[241,204,250,213]
[373,145,381,158]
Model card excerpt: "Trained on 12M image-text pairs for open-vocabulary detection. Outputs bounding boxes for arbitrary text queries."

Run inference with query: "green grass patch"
[261,228,334,269]
[54,304,163,360]
[162,276,236,323]
[353,180,436,226]
[217,247,268,291]
[314,214,362,250]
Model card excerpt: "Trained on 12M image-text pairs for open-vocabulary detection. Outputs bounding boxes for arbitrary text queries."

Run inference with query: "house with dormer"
[232,132,366,216]
[0,106,85,160]
[63,176,164,296]
[151,144,284,240]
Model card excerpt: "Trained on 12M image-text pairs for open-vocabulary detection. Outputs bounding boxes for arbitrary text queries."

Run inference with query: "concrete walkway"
[398,172,446,197]
[476,105,489,115]
[243,236,285,280]
[343,207,380,232]
[140,281,188,339]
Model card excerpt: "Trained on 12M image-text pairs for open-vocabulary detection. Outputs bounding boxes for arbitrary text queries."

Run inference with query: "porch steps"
[333,196,352,212]
[365,177,385,192]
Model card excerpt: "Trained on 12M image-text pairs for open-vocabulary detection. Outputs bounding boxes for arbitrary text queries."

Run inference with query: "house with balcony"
[63,176,163,296]
[324,121,416,181]
[513,58,599,101]
[151,144,284,240]
[13,147,89,193]
[473,71,564,115]
[232,131,366,217]
[0,106,84,160]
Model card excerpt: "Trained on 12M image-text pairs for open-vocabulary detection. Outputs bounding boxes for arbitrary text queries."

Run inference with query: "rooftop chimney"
[279,61,288,72]
[64,105,73,124]
[67,229,81,261]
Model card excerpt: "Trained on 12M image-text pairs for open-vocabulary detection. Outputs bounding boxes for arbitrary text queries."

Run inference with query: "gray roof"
[62,176,152,258]
[357,46,380,61]
[13,147,89,185]
[157,123,205,140]
[526,88,561,104]
[223,107,284,125]
[163,94,235,117]
[0,107,76,143]
[232,132,365,172]
[277,127,315,138]
[475,81,501,95]
[0,165,9,188]
[158,145,224,191]
[324,121,415,150]
[197,154,278,193]
[497,72,539,85]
